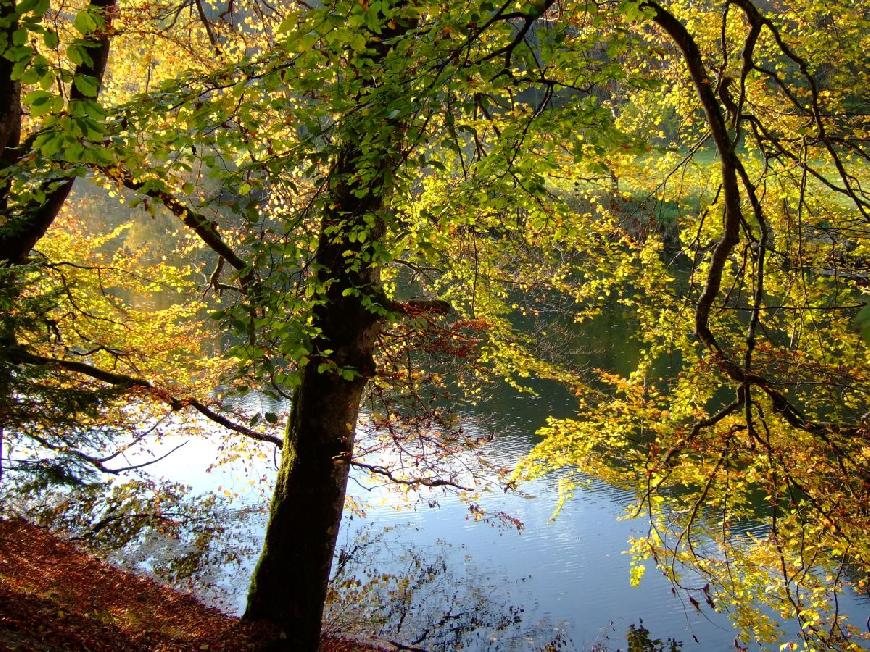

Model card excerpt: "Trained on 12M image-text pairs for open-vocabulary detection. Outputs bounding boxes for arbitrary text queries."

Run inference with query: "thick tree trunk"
[243,144,390,649]
[243,5,413,645]
[243,367,372,650]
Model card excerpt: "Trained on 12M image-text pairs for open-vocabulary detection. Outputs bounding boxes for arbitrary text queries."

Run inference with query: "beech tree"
[1,0,866,650]
[511,1,869,649]
[0,0,286,581]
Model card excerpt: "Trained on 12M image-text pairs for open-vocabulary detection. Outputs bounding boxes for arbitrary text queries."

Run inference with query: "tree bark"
[242,3,414,643]
[0,0,116,264]
[243,139,393,648]
[0,0,22,228]
[0,0,21,168]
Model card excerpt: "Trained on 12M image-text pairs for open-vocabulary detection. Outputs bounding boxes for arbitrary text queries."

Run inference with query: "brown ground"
[0,518,374,652]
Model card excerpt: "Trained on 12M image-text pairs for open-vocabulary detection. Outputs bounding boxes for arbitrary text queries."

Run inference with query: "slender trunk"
[0,0,22,222]
[0,0,115,264]
[0,0,21,157]
[0,0,20,462]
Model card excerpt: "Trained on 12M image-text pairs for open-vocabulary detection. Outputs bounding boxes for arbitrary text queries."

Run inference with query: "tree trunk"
[0,0,115,264]
[242,4,414,644]
[243,144,391,649]
[0,0,22,222]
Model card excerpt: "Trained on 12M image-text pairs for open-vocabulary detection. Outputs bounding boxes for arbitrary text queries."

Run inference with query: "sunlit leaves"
[4,0,866,646]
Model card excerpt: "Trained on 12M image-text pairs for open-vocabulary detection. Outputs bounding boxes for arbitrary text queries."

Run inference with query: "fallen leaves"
[0,518,376,651]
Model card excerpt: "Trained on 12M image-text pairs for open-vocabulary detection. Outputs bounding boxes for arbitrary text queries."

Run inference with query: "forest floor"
[0,518,374,651]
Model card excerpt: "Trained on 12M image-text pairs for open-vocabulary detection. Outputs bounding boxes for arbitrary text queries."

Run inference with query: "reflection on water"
[141,388,844,652]
[135,349,868,651]
[43,179,864,649]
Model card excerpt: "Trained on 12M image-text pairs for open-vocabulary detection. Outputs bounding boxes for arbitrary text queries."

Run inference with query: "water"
[131,315,868,651]
[63,185,867,648]
[137,375,867,651]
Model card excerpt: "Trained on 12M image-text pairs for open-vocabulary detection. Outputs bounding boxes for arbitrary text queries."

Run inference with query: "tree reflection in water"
[324,523,571,651]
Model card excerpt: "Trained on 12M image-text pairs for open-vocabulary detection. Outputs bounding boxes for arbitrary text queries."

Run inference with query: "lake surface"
[143,369,869,651]
[67,195,864,648]
[131,292,869,651]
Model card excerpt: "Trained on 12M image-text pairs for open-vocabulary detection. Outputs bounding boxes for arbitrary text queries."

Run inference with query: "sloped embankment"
[0,518,371,651]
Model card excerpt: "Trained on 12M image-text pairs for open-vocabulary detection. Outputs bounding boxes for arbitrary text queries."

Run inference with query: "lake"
[141,366,868,651]
[58,191,867,648]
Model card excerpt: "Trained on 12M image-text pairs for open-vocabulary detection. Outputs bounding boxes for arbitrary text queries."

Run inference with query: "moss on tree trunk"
[243,142,392,649]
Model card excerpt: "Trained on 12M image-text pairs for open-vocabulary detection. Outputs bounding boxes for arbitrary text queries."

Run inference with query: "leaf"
[67,43,94,67]
[38,70,54,90]
[73,10,98,35]
[16,0,48,15]
[855,303,870,344]
[73,74,99,98]
[38,133,63,157]
[16,0,41,12]
[42,29,59,49]
[24,90,54,117]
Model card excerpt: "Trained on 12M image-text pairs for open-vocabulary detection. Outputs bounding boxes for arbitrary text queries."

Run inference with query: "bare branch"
[6,345,281,446]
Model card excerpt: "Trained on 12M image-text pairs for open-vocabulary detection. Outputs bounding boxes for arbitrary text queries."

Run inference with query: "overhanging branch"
[6,345,281,446]
[102,167,252,286]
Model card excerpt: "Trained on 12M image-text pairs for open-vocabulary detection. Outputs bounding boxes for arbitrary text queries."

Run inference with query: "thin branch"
[350,460,472,491]
[7,345,281,445]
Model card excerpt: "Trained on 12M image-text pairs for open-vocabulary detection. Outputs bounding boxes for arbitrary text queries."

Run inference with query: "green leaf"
[8,45,33,64]
[75,116,104,140]
[855,304,870,344]
[73,74,99,98]
[339,368,358,381]
[38,133,63,157]
[16,0,41,13]
[24,90,54,117]
[19,66,40,85]
[16,0,47,15]
[73,10,98,35]
[67,43,94,67]
[64,142,85,161]
[43,30,59,49]
[38,70,54,89]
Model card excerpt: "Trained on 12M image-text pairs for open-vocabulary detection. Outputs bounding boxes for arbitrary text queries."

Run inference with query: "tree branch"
[105,168,252,283]
[6,345,281,445]
[350,460,472,491]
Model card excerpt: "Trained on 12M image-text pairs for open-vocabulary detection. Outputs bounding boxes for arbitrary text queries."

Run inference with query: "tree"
[0,0,291,486]
[0,0,114,265]
[241,12,419,647]
[512,1,868,649]
[1,0,118,491]
[1,0,866,650]
[0,0,288,584]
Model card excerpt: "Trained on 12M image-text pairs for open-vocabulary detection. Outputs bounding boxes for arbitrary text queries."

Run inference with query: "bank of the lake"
[0,518,394,651]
